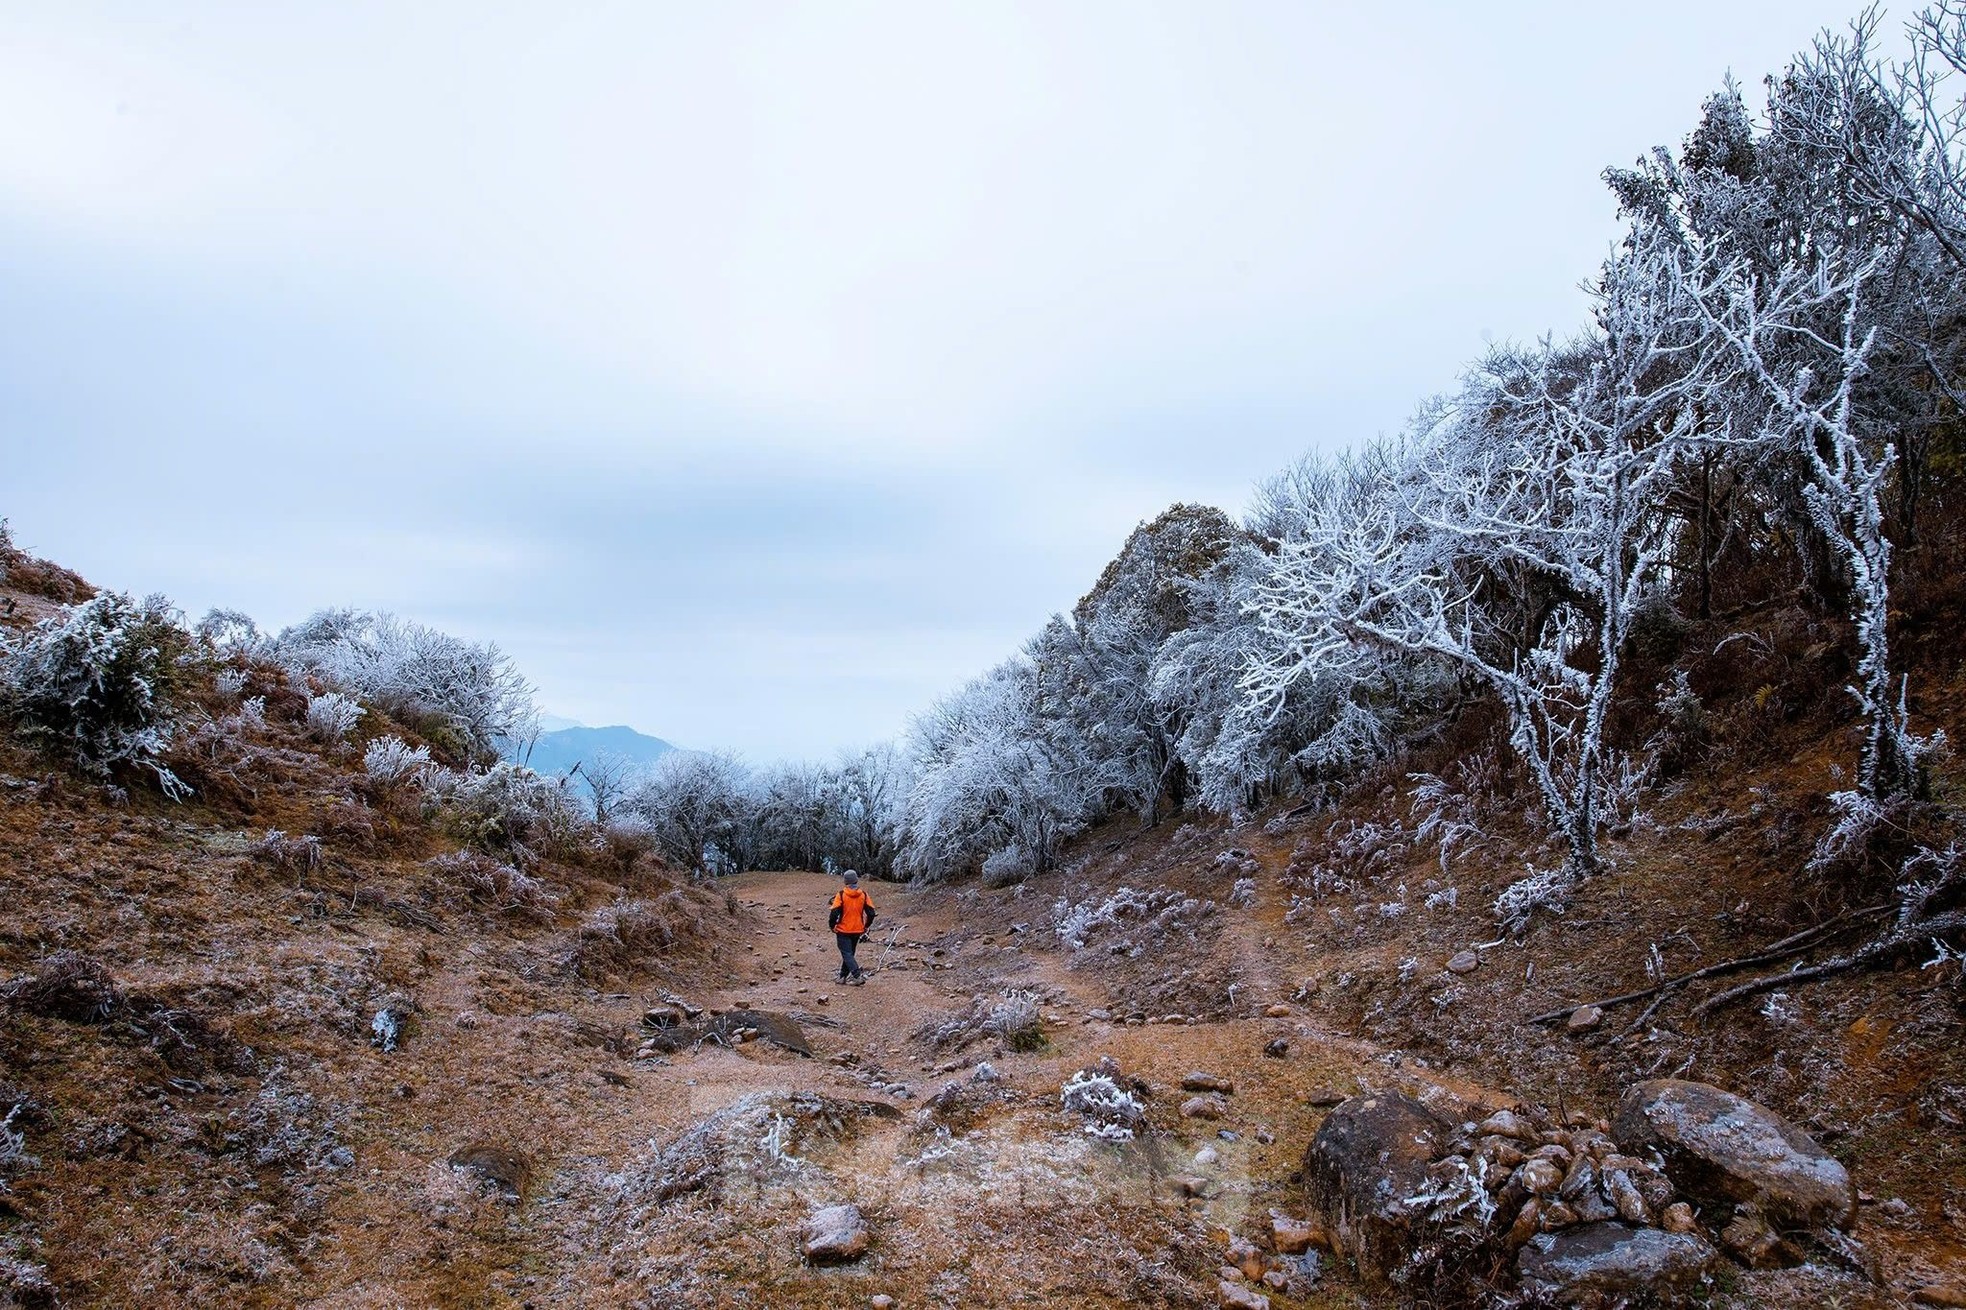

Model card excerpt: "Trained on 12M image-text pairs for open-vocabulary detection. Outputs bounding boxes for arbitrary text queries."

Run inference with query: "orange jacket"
[829,886,874,935]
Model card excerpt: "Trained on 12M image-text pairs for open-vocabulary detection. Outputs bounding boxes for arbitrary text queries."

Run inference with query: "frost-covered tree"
[620,750,753,876]
[898,656,1092,881]
[1248,233,1717,883]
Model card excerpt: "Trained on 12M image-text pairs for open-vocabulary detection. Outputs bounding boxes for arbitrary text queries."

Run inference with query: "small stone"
[801,1204,870,1264]
[1181,1094,1229,1120]
[1195,1145,1220,1167]
[1263,1038,1290,1059]
[1508,1197,1543,1249]
[1270,1213,1317,1255]
[816,995,830,1005]
[1446,950,1479,974]
[1540,1200,1581,1229]
[1660,1201,1697,1234]
[1479,1109,1537,1141]
[1264,1003,1292,1017]
[1088,1008,1111,1021]
[1183,1072,1235,1094]
[1216,1280,1269,1310]
[1172,1174,1218,1199]
[1218,1265,1245,1283]
[1304,1086,1346,1107]
[1517,1157,1564,1196]
[1261,1270,1288,1290]
[1566,1005,1603,1032]
[1162,1014,1187,1026]
[870,1297,896,1310]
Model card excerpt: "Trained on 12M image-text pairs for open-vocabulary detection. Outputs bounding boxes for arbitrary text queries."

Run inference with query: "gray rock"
[1612,1079,1856,1231]
[1303,1091,1449,1285]
[1446,950,1480,974]
[1517,1221,1716,1307]
[801,1203,870,1264]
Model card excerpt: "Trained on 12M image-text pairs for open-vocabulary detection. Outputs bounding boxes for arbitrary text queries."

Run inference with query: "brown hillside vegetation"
[1,536,1964,1307]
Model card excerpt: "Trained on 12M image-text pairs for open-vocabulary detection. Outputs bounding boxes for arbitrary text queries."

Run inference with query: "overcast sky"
[1,1,1873,760]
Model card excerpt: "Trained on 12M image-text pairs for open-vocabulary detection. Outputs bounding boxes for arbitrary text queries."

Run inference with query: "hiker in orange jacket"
[828,871,876,985]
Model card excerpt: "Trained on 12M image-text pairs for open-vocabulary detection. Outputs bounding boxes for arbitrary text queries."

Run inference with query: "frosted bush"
[277,609,535,761]
[986,989,1043,1051]
[195,608,267,656]
[425,761,587,860]
[981,842,1037,887]
[1493,864,1573,933]
[1059,1070,1144,1141]
[1229,878,1258,908]
[424,849,545,912]
[236,695,267,729]
[0,591,194,795]
[214,667,250,699]
[364,734,431,785]
[304,690,365,742]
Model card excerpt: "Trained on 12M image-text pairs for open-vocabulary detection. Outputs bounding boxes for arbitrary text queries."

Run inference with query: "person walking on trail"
[828,871,876,985]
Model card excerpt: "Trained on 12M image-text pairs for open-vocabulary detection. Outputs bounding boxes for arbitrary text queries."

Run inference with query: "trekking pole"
[876,923,902,973]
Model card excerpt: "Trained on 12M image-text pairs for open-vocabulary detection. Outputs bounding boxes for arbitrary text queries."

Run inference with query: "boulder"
[801,1203,870,1264]
[1612,1080,1856,1231]
[1517,1222,1716,1307]
[1303,1091,1449,1284]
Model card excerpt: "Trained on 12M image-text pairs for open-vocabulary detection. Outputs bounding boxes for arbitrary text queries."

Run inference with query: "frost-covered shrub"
[424,849,545,913]
[425,761,587,860]
[276,610,535,762]
[251,829,323,873]
[195,608,267,656]
[567,892,703,979]
[0,591,195,795]
[214,666,250,699]
[304,690,365,743]
[1053,885,1217,957]
[1229,877,1258,908]
[986,989,1044,1051]
[1492,864,1572,933]
[364,734,431,785]
[1060,1069,1145,1141]
[980,842,1037,887]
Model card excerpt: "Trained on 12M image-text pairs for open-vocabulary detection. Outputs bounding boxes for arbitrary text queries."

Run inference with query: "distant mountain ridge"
[512,722,676,781]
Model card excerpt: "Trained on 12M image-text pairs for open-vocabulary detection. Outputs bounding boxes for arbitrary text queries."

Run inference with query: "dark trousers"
[835,931,864,978]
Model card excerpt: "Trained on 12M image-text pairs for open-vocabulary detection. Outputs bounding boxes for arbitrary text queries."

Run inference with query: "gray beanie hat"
[843,870,859,886]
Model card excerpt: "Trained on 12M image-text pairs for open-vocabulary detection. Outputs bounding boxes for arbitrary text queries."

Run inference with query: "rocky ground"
[4,561,1966,1308]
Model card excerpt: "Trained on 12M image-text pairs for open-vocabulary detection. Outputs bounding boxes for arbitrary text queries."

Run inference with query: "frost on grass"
[1053,885,1217,955]
[622,1093,886,1206]
[424,849,547,914]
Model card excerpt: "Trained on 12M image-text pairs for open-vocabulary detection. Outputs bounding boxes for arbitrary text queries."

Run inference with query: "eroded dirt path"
[482,870,1454,1309]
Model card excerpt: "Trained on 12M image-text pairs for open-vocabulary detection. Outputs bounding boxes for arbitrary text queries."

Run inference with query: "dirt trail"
[527,869,1463,1308]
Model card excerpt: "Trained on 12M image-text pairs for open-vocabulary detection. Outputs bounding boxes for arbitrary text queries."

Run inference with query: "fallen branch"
[1693,907,1966,1015]
[1525,906,1889,1025]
